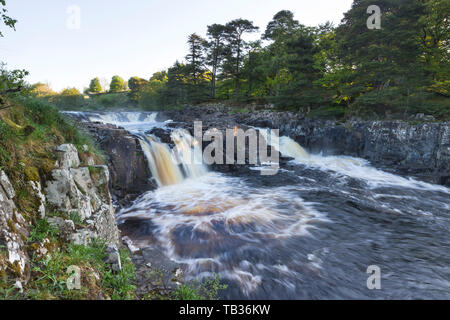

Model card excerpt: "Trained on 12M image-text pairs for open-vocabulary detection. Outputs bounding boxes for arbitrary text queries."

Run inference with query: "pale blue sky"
[1,0,353,91]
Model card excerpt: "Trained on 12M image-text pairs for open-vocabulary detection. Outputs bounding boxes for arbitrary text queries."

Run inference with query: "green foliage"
[30,83,55,97]
[0,0,17,37]
[49,87,84,110]
[131,4,448,119]
[7,3,447,119]
[0,62,29,98]
[25,238,136,300]
[27,219,59,243]
[128,77,149,103]
[109,75,127,93]
[17,96,100,153]
[172,274,228,300]
[88,77,103,93]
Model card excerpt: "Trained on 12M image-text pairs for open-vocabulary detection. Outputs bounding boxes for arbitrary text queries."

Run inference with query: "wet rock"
[80,124,155,207]
[148,127,173,145]
[133,246,184,298]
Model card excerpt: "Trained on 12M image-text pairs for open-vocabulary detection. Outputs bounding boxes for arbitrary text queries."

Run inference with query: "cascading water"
[74,111,450,299]
[259,128,449,191]
[137,129,208,187]
[171,129,208,180]
[139,136,185,187]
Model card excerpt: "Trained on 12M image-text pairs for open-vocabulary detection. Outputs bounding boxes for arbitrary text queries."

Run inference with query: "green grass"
[24,237,136,300]
[172,274,228,300]
[27,219,59,243]
[0,214,137,300]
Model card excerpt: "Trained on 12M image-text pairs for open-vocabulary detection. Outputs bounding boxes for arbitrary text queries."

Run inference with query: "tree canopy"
[88,77,103,93]
[109,75,127,92]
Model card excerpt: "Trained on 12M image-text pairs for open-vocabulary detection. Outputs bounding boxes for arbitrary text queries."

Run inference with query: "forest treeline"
[6,0,450,119]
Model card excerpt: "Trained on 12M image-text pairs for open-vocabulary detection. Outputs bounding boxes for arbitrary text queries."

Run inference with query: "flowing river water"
[73,111,450,299]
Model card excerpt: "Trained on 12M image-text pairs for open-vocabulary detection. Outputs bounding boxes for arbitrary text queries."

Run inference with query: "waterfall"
[171,129,208,179]
[139,136,184,187]
[87,112,157,125]
[259,129,310,159]
[138,130,207,187]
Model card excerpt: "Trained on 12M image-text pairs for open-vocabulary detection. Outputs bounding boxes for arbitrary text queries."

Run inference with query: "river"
[70,111,450,300]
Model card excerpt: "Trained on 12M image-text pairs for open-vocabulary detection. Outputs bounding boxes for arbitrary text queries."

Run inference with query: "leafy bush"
[172,274,228,300]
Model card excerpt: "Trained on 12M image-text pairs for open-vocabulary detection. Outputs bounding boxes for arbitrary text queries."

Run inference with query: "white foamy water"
[118,172,328,293]
[260,129,449,193]
[87,112,157,126]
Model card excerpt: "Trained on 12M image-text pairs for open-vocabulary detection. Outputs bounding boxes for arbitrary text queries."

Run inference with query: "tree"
[30,82,56,97]
[222,19,259,93]
[61,87,81,96]
[128,77,149,92]
[138,74,168,109]
[150,71,168,82]
[0,0,17,37]
[52,87,84,110]
[185,33,206,84]
[128,77,149,103]
[262,10,301,97]
[88,77,103,93]
[109,75,126,92]
[0,63,29,109]
[419,0,450,97]
[275,27,322,110]
[263,10,299,41]
[204,24,228,98]
[335,0,428,113]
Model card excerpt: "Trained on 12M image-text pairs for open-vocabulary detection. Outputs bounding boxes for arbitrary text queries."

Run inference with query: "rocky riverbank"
[0,143,126,297]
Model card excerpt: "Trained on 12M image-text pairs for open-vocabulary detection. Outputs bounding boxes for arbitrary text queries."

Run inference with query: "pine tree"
[222,19,259,93]
[205,24,228,98]
[185,33,206,84]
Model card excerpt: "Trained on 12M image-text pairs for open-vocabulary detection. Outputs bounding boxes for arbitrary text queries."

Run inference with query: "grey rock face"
[55,144,80,169]
[44,144,120,246]
[0,170,28,277]
[0,170,16,199]
[29,181,46,218]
